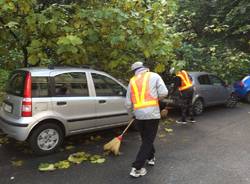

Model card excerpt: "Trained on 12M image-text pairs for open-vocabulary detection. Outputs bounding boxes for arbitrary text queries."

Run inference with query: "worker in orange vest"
[175,69,196,124]
[125,61,168,178]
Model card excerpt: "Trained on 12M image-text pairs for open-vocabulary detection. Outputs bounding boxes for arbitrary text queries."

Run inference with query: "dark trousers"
[132,119,160,170]
[180,88,194,121]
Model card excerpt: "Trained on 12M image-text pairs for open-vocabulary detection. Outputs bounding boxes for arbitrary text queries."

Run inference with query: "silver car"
[165,72,238,115]
[0,67,129,155]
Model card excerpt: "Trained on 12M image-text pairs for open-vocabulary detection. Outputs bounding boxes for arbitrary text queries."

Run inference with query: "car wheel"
[225,94,238,108]
[193,98,204,115]
[29,123,64,155]
[246,92,250,103]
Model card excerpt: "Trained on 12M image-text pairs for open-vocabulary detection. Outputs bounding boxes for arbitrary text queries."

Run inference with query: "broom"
[103,119,135,155]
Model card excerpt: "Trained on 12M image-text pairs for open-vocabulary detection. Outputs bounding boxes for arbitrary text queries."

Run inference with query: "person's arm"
[125,83,134,116]
[156,74,168,100]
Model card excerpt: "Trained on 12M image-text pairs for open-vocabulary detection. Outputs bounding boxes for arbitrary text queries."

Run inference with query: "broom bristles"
[103,136,121,155]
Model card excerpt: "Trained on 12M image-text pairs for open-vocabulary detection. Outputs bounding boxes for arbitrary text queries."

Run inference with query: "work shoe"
[176,120,187,124]
[147,157,155,166]
[188,119,196,123]
[129,167,147,178]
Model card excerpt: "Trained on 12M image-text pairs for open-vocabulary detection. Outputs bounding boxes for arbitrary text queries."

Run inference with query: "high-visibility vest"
[130,72,159,110]
[176,70,193,91]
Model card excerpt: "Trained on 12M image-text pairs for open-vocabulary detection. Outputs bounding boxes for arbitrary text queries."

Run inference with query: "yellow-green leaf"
[54,160,71,169]
[38,163,56,172]
[68,152,88,164]
[65,145,75,150]
[11,160,23,167]
[165,128,173,133]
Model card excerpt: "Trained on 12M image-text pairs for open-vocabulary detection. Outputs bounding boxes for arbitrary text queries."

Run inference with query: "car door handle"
[98,100,106,104]
[57,101,67,106]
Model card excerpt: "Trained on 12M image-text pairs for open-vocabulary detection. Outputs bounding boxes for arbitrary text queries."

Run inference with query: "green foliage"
[174,0,250,82]
[0,69,9,101]
[0,0,249,86]
[0,0,181,78]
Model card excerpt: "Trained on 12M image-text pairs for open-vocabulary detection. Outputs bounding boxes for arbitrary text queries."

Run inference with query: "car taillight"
[239,81,244,87]
[22,72,32,117]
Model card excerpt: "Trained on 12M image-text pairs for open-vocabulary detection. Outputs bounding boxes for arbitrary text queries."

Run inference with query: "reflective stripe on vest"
[177,70,192,91]
[130,72,159,110]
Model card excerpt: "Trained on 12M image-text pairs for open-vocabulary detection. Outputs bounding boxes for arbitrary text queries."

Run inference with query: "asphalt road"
[0,103,250,184]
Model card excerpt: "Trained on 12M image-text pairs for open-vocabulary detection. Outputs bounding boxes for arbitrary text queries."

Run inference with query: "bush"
[0,69,9,102]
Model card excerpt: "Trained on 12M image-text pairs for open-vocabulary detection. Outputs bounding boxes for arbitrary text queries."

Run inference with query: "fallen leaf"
[158,134,166,138]
[68,152,88,164]
[0,137,9,144]
[11,160,23,167]
[54,160,71,169]
[90,155,101,161]
[38,163,56,172]
[165,128,173,133]
[91,158,106,164]
[65,145,75,150]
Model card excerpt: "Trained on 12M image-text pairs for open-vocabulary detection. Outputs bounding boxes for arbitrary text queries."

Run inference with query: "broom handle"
[120,119,135,137]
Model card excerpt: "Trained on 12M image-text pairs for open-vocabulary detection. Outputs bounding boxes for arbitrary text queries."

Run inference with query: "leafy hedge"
[0,69,9,102]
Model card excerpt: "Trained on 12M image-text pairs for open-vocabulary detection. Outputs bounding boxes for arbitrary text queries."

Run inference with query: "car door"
[195,74,214,105]
[91,72,129,127]
[208,75,229,104]
[50,71,97,132]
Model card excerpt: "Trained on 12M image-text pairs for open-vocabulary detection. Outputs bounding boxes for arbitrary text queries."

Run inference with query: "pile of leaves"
[38,151,106,172]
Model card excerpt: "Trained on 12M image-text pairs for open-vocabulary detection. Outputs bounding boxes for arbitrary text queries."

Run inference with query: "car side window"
[32,77,49,97]
[209,75,224,86]
[198,75,211,85]
[54,72,89,97]
[92,73,126,97]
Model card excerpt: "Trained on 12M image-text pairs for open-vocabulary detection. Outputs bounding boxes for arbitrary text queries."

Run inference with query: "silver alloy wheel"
[37,129,59,151]
[193,99,204,115]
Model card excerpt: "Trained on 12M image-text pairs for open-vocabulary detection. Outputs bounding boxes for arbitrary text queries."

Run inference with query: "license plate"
[3,102,12,113]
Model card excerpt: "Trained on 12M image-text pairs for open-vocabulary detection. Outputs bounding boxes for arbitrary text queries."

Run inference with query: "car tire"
[29,123,64,155]
[193,98,204,115]
[245,92,250,103]
[225,94,238,108]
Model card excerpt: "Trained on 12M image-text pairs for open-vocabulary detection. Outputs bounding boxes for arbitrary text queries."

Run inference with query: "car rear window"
[6,70,27,96]
[32,77,49,97]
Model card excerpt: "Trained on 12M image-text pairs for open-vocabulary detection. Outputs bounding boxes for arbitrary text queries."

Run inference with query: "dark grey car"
[165,72,238,115]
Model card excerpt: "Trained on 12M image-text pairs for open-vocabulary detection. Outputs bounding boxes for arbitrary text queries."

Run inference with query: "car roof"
[17,67,104,76]
[188,71,212,77]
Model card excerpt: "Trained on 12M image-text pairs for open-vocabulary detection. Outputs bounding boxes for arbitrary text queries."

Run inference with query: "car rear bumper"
[0,115,31,141]
[234,90,247,98]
